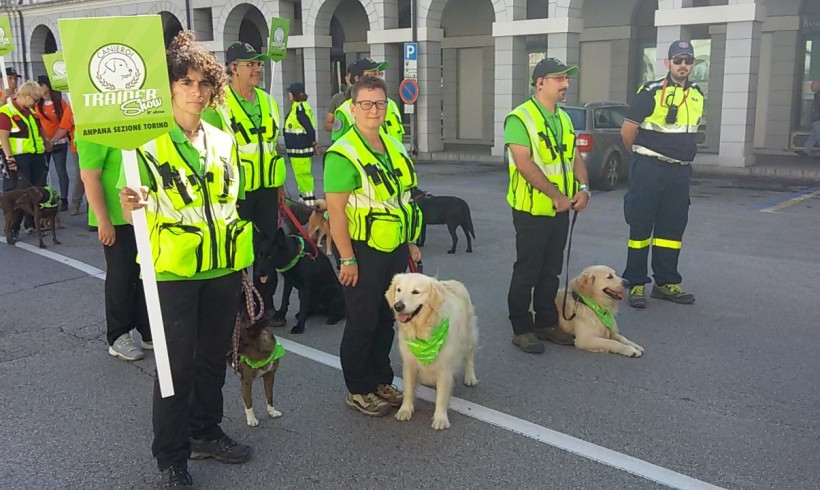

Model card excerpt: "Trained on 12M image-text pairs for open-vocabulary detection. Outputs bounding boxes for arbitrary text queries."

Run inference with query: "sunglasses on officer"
[671,56,695,66]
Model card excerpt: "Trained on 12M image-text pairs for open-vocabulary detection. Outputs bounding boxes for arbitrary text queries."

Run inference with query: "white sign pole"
[0,56,9,101]
[122,149,175,398]
[268,60,277,98]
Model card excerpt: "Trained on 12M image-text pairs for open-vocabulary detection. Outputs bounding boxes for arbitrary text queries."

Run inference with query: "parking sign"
[404,42,418,79]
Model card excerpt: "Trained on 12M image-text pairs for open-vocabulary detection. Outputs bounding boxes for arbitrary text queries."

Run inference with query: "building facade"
[5,0,819,167]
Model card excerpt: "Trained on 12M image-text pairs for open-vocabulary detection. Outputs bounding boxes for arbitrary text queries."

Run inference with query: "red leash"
[280,202,319,259]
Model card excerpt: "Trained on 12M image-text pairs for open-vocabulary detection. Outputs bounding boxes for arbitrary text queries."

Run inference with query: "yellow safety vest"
[0,102,45,155]
[334,97,404,141]
[220,86,285,191]
[284,101,315,155]
[326,129,422,252]
[135,123,254,277]
[633,78,705,163]
[506,99,576,217]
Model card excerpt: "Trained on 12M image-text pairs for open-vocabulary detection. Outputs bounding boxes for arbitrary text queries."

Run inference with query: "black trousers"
[103,225,150,345]
[151,271,242,470]
[340,242,408,394]
[507,210,569,336]
[623,154,692,287]
[238,186,280,311]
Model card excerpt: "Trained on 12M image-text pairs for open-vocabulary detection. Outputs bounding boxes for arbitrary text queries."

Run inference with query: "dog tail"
[464,204,476,238]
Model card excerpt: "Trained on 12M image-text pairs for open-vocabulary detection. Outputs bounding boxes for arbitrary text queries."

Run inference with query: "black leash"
[561,210,579,321]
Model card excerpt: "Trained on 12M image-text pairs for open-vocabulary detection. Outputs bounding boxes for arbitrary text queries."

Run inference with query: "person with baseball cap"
[620,40,705,308]
[283,82,319,205]
[325,61,356,132]
[504,57,590,354]
[331,58,404,143]
[0,66,18,102]
[210,42,286,328]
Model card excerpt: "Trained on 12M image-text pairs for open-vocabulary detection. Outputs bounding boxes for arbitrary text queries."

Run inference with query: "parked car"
[562,102,630,191]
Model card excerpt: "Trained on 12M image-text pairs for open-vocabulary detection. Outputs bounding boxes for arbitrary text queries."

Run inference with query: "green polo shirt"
[77,141,127,227]
[324,126,394,193]
[116,125,244,282]
[505,98,564,151]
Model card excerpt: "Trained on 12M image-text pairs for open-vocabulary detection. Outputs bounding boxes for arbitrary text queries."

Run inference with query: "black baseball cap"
[225,42,266,65]
[531,58,579,86]
[5,66,18,78]
[668,40,694,59]
[287,82,305,94]
[349,58,389,78]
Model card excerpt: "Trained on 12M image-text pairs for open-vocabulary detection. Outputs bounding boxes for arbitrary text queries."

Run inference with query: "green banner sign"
[0,17,13,56]
[268,18,290,62]
[43,52,69,91]
[58,15,174,150]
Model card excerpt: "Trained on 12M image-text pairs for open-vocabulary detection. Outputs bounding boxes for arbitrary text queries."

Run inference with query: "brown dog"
[1,186,61,248]
[307,198,331,255]
[234,316,284,426]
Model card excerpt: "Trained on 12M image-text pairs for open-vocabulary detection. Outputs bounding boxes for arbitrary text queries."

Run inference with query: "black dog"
[256,228,345,334]
[411,188,475,254]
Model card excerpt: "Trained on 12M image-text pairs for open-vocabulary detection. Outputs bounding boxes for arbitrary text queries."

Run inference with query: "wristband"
[340,256,357,266]
[579,184,591,196]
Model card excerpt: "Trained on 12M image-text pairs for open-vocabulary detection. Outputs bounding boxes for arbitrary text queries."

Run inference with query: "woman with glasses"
[619,40,704,309]
[119,31,254,488]
[0,80,51,235]
[324,75,423,417]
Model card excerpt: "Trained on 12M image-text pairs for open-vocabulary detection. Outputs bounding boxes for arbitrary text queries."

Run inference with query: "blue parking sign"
[404,42,418,61]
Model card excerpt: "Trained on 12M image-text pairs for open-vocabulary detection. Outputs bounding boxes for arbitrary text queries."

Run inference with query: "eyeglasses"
[544,75,570,83]
[237,61,262,69]
[354,100,388,111]
[672,56,695,66]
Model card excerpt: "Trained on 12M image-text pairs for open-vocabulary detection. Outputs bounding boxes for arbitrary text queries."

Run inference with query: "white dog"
[555,265,645,357]
[386,273,478,430]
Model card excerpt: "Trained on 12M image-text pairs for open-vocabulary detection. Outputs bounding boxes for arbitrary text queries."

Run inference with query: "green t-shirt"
[324,127,394,193]
[77,140,126,227]
[504,98,566,153]
[200,108,224,131]
[116,125,242,282]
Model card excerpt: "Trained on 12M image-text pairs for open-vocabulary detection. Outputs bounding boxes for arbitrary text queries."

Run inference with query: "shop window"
[798,38,820,129]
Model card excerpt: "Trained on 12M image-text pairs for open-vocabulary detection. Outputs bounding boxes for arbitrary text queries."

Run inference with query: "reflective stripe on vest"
[0,102,45,155]
[136,123,254,277]
[506,100,576,217]
[634,80,704,163]
[326,130,422,252]
[284,101,315,136]
[220,86,285,191]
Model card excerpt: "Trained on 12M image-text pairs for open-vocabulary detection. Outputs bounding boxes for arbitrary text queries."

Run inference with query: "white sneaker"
[108,333,145,361]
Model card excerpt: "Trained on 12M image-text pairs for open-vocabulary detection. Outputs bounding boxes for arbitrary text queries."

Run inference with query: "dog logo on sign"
[0,27,9,48]
[53,60,67,76]
[272,27,286,48]
[90,44,145,91]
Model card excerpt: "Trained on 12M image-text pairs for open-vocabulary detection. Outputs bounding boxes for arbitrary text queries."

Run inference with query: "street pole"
[410,0,418,156]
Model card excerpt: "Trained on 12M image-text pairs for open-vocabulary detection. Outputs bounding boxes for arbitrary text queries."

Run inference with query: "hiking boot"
[346,392,393,416]
[651,283,695,304]
[108,333,145,361]
[628,285,647,309]
[512,333,545,354]
[60,198,68,212]
[375,384,403,407]
[161,463,192,488]
[190,435,252,464]
[534,326,575,346]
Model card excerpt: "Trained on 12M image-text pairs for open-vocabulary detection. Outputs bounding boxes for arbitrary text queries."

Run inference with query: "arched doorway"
[440,0,495,143]
[328,0,370,95]
[224,4,269,87]
[160,12,184,48]
[30,24,57,79]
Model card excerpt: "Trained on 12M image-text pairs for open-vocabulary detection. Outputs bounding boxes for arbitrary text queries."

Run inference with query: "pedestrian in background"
[797,80,820,157]
[620,40,704,308]
[283,82,320,206]
[36,75,73,211]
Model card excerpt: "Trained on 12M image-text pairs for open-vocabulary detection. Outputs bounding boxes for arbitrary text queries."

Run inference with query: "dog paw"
[38,243,47,249]
[290,324,305,334]
[431,415,450,430]
[245,413,259,427]
[395,406,414,421]
[267,406,283,418]
[634,343,645,352]
[463,374,478,387]
[447,250,455,255]
[625,346,643,358]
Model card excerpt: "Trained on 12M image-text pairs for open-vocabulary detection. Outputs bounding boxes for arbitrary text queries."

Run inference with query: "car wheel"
[599,153,621,191]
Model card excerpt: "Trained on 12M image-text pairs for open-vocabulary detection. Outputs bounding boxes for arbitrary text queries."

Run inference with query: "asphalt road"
[1,161,819,489]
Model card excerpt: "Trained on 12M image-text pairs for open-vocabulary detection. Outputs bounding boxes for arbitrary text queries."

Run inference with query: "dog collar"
[405,317,449,365]
[572,291,614,330]
[40,186,60,209]
[240,340,285,369]
[276,236,307,273]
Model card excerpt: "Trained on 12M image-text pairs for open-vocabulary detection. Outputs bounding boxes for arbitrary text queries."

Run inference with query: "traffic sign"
[399,78,419,105]
[403,42,418,79]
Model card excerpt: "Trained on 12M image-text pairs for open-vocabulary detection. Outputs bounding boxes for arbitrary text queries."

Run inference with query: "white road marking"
[758,187,820,213]
[2,241,725,490]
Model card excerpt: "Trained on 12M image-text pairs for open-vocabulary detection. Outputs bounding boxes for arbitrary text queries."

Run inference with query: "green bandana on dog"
[40,186,60,209]
[573,291,615,330]
[240,340,285,369]
[405,317,449,365]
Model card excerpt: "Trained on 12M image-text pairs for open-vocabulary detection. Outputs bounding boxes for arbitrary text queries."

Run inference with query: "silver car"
[562,102,631,191]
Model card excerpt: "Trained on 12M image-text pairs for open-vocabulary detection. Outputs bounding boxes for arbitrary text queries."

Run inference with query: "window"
[563,108,586,131]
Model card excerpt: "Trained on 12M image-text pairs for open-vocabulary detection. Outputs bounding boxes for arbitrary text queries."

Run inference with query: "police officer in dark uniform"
[620,40,704,308]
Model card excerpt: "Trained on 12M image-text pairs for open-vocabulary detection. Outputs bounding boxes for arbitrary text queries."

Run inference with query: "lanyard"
[660,79,689,109]
[531,99,566,164]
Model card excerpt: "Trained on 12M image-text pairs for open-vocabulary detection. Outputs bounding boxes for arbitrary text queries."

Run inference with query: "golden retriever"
[555,265,644,358]
[386,273,478,430]
[308,198,332,255]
